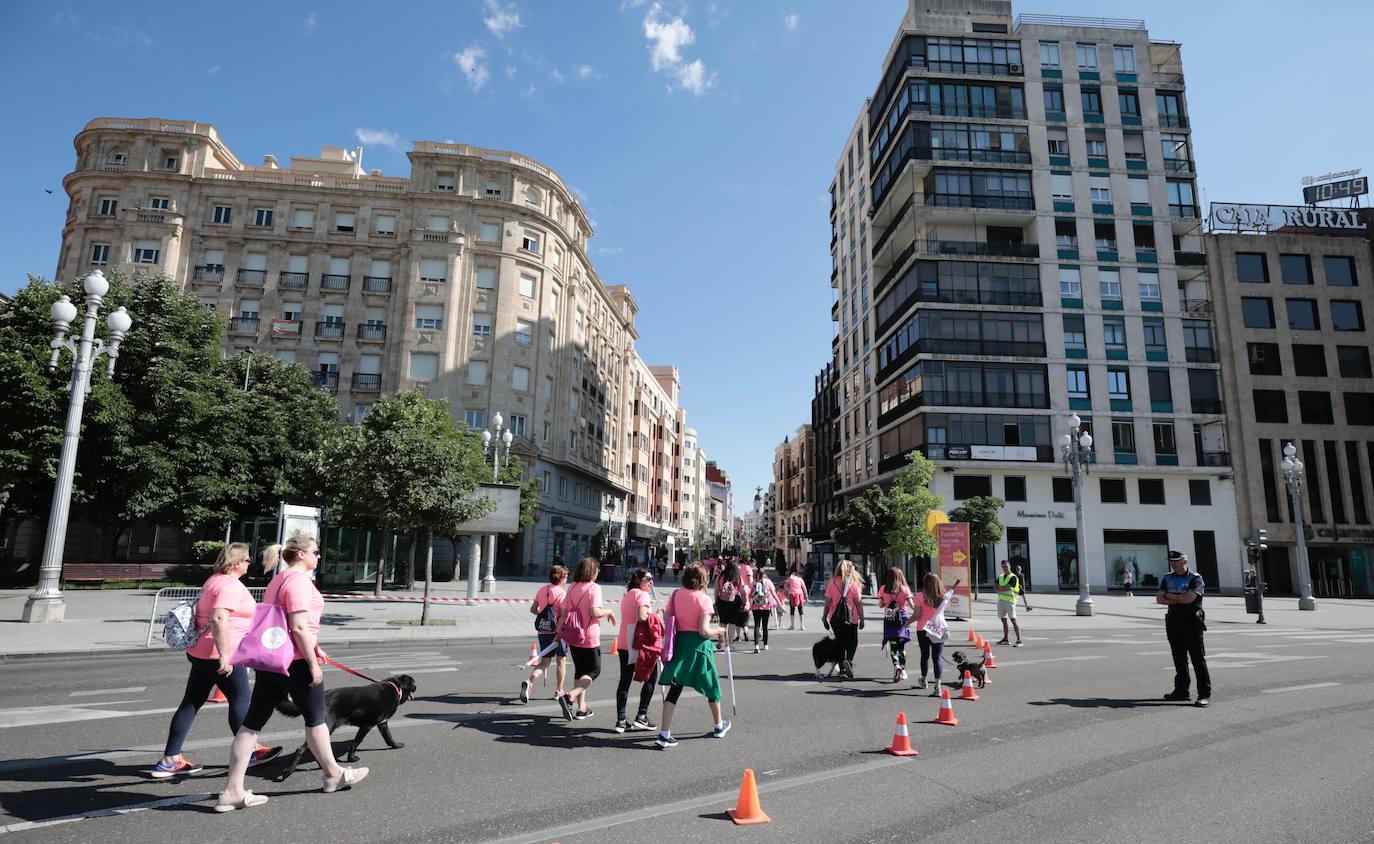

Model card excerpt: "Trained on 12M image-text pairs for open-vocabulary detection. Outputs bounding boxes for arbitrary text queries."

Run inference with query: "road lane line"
[0,793,213,835]
[486,755,914,844]
[1261,682,1342,694]
[992,655,1106,667]
[69,688,146,697]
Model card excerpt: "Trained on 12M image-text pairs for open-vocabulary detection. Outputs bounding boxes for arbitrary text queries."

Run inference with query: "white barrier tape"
[320,594,531,605]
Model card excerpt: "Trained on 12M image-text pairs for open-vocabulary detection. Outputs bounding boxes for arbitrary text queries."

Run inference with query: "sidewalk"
[2,577,1371,660]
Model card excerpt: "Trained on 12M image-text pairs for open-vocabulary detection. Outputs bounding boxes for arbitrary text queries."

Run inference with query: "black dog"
[948,651,986,688]
[274,674,416,780]
[812,637,849,681]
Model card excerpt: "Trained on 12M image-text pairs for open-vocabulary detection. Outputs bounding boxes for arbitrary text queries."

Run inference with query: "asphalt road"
[2,615,1373,843]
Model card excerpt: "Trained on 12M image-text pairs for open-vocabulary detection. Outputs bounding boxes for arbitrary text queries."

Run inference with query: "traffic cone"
[933,687,959,725]
[610,637,619,656]
[726,769,771,825]
[207,686,228,704]
[975,634,985,650]
[885,712,919,756]
[527,643,539,665]
[983,642,998,668]
[959,670,980,701]
[967,628,978,643]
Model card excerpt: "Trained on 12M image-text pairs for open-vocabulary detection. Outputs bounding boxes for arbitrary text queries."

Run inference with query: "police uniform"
[1160,566,1211,701]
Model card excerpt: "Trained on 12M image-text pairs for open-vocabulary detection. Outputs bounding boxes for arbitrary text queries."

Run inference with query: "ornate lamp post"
[1060,413,1095,617]
[23,271,133,623]
[1280,441,1317,611]
[473,412,514,595]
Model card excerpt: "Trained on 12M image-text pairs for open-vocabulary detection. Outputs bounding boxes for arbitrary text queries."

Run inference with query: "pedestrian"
[153,543,280,778]
[736,561,755,642]
[614,569,660,733]
[260,543,284,577]
[748,562,780,653]
[216,534,367,813]
[785,564,807,630]
[520,564,568,704]
[914,572,956,694]
[823,559,864,680]
[1016,564,1033,611]
[558,557,617,722]
[1122,566,1135,598]
[655,563,730,747]
[878,566,916,683]
[713,560,747,650]
[1158,550,1211,707]
[995,560,1024,647]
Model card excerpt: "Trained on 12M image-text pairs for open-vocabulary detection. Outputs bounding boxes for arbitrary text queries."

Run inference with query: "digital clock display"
[1303,176,1368,204]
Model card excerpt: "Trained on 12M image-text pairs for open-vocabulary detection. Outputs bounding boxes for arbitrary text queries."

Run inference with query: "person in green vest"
[996,560,1024,647]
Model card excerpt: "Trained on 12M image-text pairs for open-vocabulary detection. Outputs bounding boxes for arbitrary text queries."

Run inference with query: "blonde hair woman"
[260,543,283,576]
[823,559,865,679]
[153,544,280,778]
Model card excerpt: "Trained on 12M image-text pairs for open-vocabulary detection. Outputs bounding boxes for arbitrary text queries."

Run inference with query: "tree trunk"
[374,528,391,598]
[107,522,128,563]
[404,530,418,590]
[420,529,435,626]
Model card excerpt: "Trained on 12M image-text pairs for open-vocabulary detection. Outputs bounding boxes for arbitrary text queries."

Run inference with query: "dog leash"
[323,656,404,701]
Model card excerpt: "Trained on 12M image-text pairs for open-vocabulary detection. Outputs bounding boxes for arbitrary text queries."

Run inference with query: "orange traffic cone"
[983,642,998,668]
[885,712,919,756]
[610,637,619,656]
[967,628,978,643]
[207,686,228,704]
[959,670,980,701]
[933,687,959,726]
[974,634,984,650]
[528,643,539,665]
[727,769,771,825]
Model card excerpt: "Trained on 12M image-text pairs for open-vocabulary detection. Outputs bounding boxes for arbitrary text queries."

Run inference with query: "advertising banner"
[937,522,972,619]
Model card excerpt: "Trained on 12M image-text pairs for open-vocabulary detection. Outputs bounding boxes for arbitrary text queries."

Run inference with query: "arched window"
[524,186,542,208]
[484,180,503,198]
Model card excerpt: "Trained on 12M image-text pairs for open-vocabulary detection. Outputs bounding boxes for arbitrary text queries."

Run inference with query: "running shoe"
[899,669,909,681]
[917,676,927,689]
[248,744,282,767]
[151,755,202,778]
[752,646,759,654]
[632,715,657,731]
[997,638,1010,645]
[518,681,530,704]
[1163,690,1190,702]
[712,719,732,738]
[558,694,574,721]
[1195,697,1210,707]
[1013,640,1024,648]
[573,708,594,720]
[613,719,630,733]
[656,733,679,748]
[763,644,769,651]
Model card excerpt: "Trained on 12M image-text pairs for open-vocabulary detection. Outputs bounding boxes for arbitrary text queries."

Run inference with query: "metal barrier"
[145,586,267,647]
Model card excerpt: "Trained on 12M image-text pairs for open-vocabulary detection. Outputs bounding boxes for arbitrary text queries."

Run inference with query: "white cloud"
[355,127,403,151]
[783,12,799,31]
[551,69,565,84]
[206,65,221,75]
[504,65,518,79]
[521,85,537,98]
[576,64,599,80]
[595,246,625,256]
[482,0,522,37]
[643,3,715,96]
[302,12,317,32]
[451,46,490,91]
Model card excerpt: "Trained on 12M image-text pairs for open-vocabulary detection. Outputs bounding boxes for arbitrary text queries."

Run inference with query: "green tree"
[949,495,1006,579]
[884,450,944,562]
[832,485,893,558]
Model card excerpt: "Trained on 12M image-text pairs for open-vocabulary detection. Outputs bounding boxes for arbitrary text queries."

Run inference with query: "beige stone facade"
[773,425,815,569]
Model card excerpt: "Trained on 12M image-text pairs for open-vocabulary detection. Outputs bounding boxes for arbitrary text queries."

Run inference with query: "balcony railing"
[920,390,1047,409]
[315,321,345,340]
[351,373,382,391]
[363,276,392,293]
[918,339,1047,357]
[321,274,350,291]
[228,316,260,334]
[1163,159,1193,173]
[1191,398,1224,414]
[1175,251,1206,266]
[236,269,266,286]
[357,324,386,342]
[193,265,224,282]
[1200,450,1230,466]
[1159,114,1189,128]
[920,59,1023,77]
[1184,347,1217,363]
[925,194,1035,211]
[919,239,1039,259]
[314,371,339,390]
[1181,298,1213,315]
[913,288,1043,307]
[279,271,308,289]
[1169,205,1199,220]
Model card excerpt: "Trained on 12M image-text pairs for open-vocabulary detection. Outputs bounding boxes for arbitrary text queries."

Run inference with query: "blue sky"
[1,0,1370,504]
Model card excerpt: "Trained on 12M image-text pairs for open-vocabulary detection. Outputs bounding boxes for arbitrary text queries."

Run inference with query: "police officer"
[1157,549,1211,707]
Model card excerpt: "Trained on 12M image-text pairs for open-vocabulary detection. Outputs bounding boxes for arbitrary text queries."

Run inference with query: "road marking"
[401,667,460,675]
[486,755,914,844]
[1262,682,1342,694]
[0,702,170,730]
[69,687,146,698]
[993,655,1106,667]
[0,793,213,835]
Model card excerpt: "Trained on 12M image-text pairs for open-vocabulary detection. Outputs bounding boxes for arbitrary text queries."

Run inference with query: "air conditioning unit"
[1009,63,1023,74]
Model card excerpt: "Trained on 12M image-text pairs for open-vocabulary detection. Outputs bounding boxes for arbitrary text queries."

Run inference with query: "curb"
[0,633,550,664]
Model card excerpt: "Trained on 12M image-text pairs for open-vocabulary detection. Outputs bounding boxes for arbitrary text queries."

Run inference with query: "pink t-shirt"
[825,577,864,623]
[739,565,754,594]
[534,583,566,616]
[186,573,256,660]
[749,577,779,610]
[878,586,915,614]
[560,581,604,650]
[669,588,712,635]
[264,569,324,661]
[617,588,652,650]
[915,590,954,630]
[785,574,807,603]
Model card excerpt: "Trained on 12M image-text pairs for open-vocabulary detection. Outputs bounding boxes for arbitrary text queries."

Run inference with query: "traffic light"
[1257,528,1268,552]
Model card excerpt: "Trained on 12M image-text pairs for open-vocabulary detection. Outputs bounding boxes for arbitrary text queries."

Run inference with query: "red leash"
[323,655,377,683]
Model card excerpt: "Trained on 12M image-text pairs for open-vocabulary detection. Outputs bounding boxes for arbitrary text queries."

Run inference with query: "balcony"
[278,271,308,290]
[321,274,350,291]
[1200,450,1230,467]
[1175,251,1206,266]
[1191,398,1224,414]
[1163,159,1193,174]
[228,316,260,335]
[351,373,382,392]
[918,239,1039,260]
[918,338,1047,357]
[1184,347,1217,363]
[414,230,458,244]
[315,321,344,340]
[1181,298,1213,315]
[357,324,386,342]
[912,287,1042,308]
[363,276,392,294]
[236,269,266,286]
[918,58,1024,78]
[192,265,224,283]
[925,194,1034,212]
[314,371,339,391]
[1159,114,1189,129]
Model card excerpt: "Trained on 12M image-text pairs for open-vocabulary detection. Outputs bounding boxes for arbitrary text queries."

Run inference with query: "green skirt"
[658,631,722,703]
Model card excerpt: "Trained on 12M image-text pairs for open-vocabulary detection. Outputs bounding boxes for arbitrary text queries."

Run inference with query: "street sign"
[937,522,973,619]
[453,482,522,535]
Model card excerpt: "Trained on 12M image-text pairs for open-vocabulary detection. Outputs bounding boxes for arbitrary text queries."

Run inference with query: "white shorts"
[997,601,1017,619]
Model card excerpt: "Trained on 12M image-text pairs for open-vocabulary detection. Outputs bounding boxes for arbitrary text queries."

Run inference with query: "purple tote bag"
[231,574,296,675]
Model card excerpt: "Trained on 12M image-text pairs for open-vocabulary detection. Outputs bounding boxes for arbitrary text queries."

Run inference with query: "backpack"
[533,596,558,634]
[832,581,854,626]
[163,599,205,650]
[750,580,769,606]
[557,589,591,645]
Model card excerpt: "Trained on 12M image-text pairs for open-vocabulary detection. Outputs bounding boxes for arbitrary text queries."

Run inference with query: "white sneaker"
[763,644,769,651]
[899,669,908,681]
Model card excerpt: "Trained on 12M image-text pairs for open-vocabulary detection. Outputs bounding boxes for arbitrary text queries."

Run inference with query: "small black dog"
[274,674,417,780]
[812,637,849,681]
[948,651,987,688]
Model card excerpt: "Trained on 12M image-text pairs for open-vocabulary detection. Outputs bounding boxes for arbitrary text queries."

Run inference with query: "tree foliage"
[832,485,893,557]
[884,450,944,560]
[949,495,1006,550]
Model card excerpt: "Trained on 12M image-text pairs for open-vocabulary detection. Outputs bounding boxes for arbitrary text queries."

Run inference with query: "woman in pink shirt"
[558,557,617,722]
[613,569,659,733]
[748,562,781,653]
[521,564,568,704]
[914,573,958,695]
[785,564,808,630]
[153,544,279,778]
[655,563,729,747]
[878,567,917,683]
[823,559,866,679]
[216,534,368,812]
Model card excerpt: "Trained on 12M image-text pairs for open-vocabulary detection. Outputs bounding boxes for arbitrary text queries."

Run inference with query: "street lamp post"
[473,412,514,596]
[1060,413,1095,617]
[1280,441,1317,611]
[23,271,133,623]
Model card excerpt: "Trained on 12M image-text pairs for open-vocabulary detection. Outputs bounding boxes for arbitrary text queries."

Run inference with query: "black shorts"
[242,659,326,730]
[537,633,567,658]
[569,645,602,681]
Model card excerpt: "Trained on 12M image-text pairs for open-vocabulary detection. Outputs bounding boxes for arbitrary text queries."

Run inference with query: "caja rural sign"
[1209,203,1366,232]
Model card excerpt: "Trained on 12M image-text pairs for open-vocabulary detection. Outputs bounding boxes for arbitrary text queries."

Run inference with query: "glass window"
[1143,319,1167,350]
[1043,85,1065,113]
[480,222,501,242]
[512,366,530,391]
[1118,90,1140,117]
[1052,477,1074,502]
[1298,390,1334,425]
[1081,88,1102,115]
[1040,41,1061,69]
[519,273,537,298]
[1147,369,1171,403]
[468,360,488,385]
[1113,45,1136,73]
[471,313,492,337]
[1286,298,1320,330]
[1107,368,1130,399]
[1253,389,1288,423]
[1067,367,1089,398]
[1346,393,1374,426]
[1085,129,1107,158]
[1190,479,1211,505]
[334,211,355,232]
[1004,476,1027,501]
[1059,266,1081,295]
[414,304,444,330]
[1076,43,1099,70]
[1056,219,1078,247]
[1241,297,1275,329]
[1152,422,1176,455]
[1331,300,1365,332]
[1111,419,1135,452]
[463,410,485,429]
[1324,255,1357,286]
[211,204,230,224]
[1166,180,1196,216]
[1123,132,1146,160]
[1138,479,1165,504]
[409,353,439,380]
[1292,344,1327,376]
[1051,172,1073,199]
[1090,176,1111,203]
[1236,253,1268,283]
[477,266,497,289]
[1337,346,1373,378]
[1100,478,1127,503]
[1103,316,1126,348]
[253,208,273,227]
[1138,273,1161,302]
[1099,269,1121,299]
[1063,314,1086,348]
[515,318,533,344]
[1247,342,1282,375]
[1280,254,1312,284]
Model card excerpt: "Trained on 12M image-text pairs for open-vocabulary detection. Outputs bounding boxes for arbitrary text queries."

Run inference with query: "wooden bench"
[62,563,189,586]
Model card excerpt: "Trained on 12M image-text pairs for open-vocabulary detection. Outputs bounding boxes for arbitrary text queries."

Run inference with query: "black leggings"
[917,631,944,681]
[888,639,908,668]
[242,659,327,731]
[615,650,659,721]
[789,602,804,619]
[163,655,250,756]
[751,610,770,645]
[832,621,859,663]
